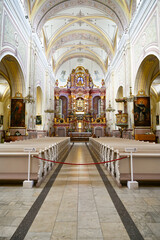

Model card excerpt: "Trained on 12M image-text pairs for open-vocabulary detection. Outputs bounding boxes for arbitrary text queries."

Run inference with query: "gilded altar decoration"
[54,66,106,137]
[101,79,105,87]
[55,79,59,87]
[76,97,84,111]
[137,89,146,96]
[116,111,128,126]
[77,77,84,86]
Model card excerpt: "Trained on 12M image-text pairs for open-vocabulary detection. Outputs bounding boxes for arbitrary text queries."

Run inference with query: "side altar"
[54,66,106,138]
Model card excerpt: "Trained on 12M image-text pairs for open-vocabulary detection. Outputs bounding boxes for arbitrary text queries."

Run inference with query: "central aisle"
[25,143,129,240]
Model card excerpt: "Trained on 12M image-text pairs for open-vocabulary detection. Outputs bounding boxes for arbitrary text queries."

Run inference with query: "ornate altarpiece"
[54,66,106,137]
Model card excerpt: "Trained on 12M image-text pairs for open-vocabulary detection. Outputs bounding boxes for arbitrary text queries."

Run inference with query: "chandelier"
[44,98,56,113]
[24,87,35,103]
[106,101,115,112]
[45,109,56,113]
[44,109,56,113]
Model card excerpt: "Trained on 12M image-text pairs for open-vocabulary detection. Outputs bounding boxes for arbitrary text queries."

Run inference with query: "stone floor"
[0,143,160,240]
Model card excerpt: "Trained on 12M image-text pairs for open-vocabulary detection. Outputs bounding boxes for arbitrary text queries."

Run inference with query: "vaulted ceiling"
[23,0,137,86]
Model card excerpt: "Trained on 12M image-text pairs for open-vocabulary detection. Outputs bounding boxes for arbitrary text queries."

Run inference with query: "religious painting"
[10,99,25,127]
[0,115,3,125]
[76,97,84,111]
[134,97,151,126]
[76,73,85,87]
[77,77,84,85]
[36,115,42,125]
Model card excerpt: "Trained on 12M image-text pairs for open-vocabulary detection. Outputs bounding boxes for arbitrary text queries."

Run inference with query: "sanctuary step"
[70,137,90,142]
[69,132,92,142]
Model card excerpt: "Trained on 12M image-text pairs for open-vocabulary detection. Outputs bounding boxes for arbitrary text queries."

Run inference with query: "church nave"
[0,143,160,240]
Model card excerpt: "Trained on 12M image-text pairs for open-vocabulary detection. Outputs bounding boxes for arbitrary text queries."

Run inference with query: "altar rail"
[0,137,70,185]
[89,137,160,186]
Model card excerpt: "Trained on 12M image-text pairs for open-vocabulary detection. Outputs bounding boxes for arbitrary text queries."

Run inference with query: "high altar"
[54,66,106,137]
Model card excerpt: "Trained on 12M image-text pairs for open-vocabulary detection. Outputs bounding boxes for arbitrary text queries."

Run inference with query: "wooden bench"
[89,137,160,186]
[0,137,70,185]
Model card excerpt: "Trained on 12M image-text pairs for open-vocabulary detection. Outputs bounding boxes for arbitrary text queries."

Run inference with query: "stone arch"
[0,54,25,130]
[134,54,160,131]
[0,55,25,97]
[134,55,159,96]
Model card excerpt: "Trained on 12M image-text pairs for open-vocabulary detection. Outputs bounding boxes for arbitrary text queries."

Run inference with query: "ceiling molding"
[44,15,117,46]
[54,52,107,75]
[31,0,128,33]
[47,29,114,59]
[54,44,106,67]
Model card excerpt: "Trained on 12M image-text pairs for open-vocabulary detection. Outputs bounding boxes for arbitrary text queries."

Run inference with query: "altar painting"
[36,115,42,125]
[11,99,25,127]
[134,97,151,126]
[0,115,3,125]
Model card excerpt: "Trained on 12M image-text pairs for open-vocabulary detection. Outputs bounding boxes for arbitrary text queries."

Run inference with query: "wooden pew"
[89,137,160,186]
[0,137,70,185]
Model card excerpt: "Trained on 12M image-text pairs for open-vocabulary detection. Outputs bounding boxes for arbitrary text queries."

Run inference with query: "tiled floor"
[0,143,160,240]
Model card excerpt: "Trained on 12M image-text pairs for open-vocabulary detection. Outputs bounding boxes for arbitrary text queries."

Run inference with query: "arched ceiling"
[23,0,136,86]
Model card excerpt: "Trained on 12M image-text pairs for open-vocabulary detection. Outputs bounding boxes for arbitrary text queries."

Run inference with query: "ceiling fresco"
[22,0,136,86]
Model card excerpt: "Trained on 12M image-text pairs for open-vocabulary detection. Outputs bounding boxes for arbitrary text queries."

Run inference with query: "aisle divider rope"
[33,155,128,165]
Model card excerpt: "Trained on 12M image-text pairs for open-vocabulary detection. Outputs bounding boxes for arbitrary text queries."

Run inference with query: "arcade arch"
[1,55,25,97]
[134,55,160,132]
[0,55,25,131]
[0,77,10,131]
